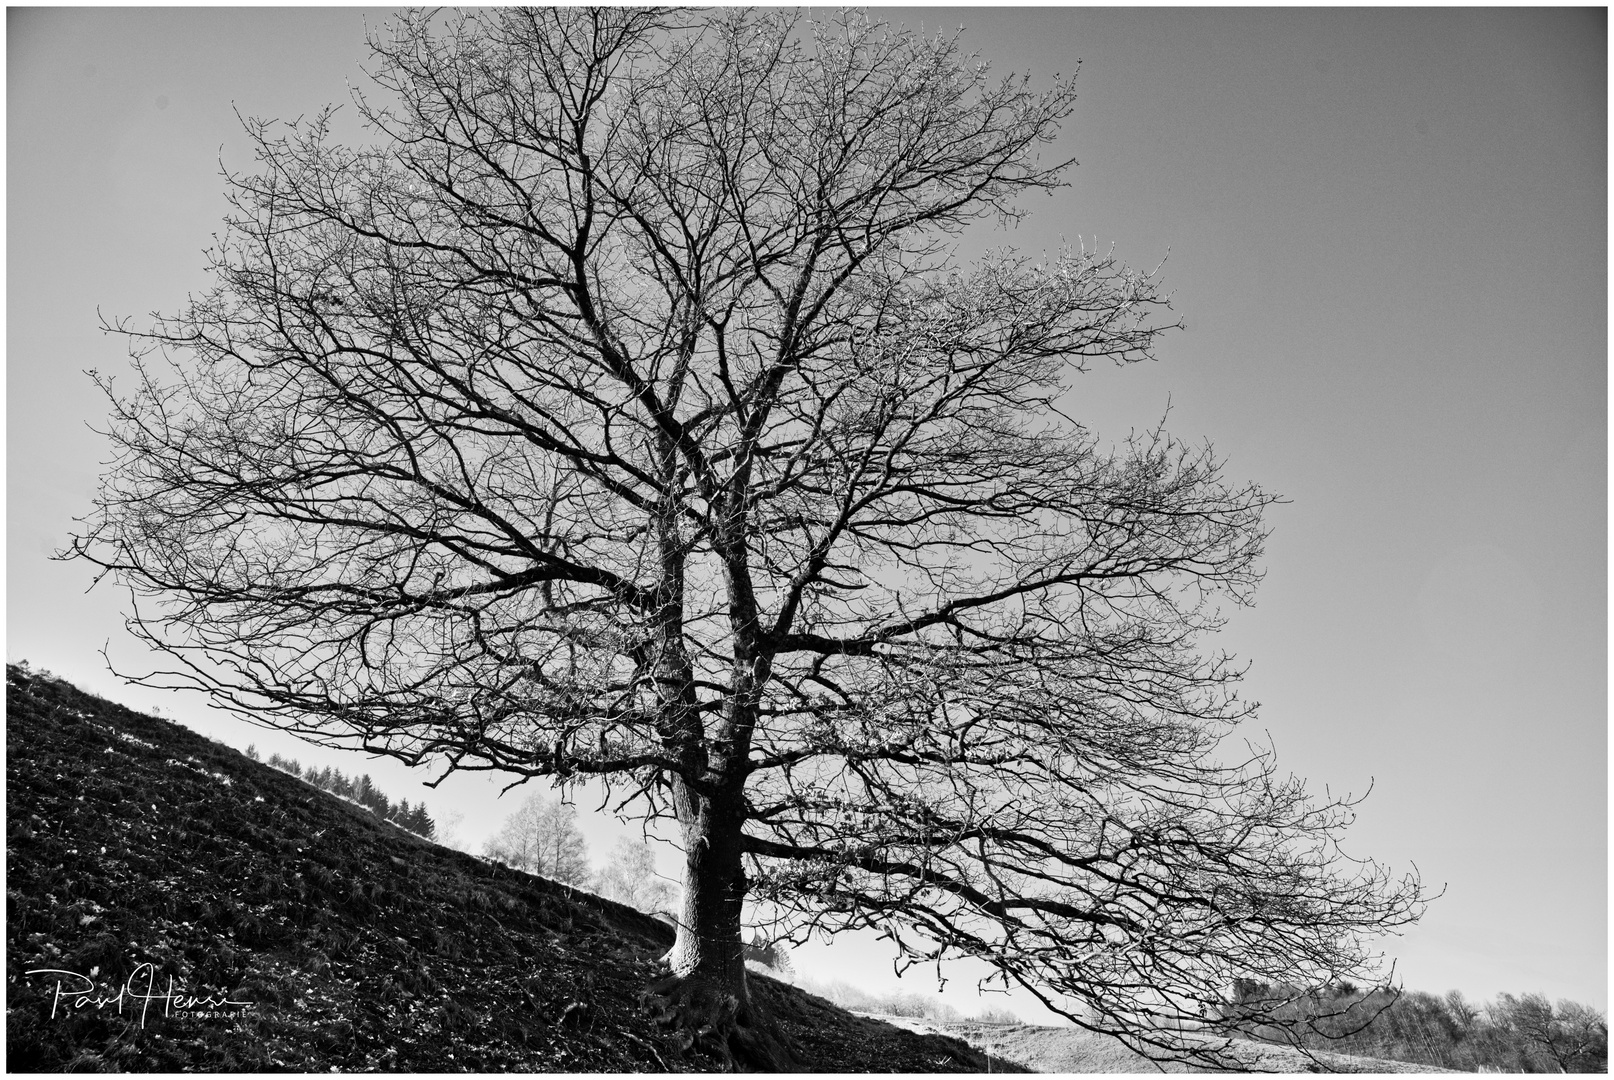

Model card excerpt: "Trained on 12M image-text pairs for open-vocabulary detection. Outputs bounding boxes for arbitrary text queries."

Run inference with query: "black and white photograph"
[7,6,1605,1072]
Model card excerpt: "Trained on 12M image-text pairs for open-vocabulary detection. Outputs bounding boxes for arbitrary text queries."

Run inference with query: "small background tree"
[595,836,677,914]
[483,792,592,887]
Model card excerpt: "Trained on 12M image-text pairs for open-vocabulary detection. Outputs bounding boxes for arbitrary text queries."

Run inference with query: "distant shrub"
[976,1006,1022,1024]
[794,976,1020,1025]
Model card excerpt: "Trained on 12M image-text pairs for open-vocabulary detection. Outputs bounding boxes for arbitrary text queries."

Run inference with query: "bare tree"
[70,8,1426,1068]
[1491,994,1609,1073]
[1549,1000,1610,1073]
[595,835,677,914]
[1444,988,1480,1031]
[483,791,591,886]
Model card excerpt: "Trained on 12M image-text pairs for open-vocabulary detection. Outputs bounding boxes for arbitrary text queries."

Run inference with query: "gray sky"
[8,8,1605,1015]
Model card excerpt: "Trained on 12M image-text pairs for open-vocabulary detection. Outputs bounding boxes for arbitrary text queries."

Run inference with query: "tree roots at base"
[640,973,799,1072]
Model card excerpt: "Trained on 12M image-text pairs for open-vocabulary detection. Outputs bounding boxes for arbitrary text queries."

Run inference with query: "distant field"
[864,1013,1453,1073]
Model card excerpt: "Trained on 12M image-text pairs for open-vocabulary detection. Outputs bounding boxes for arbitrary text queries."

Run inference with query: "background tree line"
[251,746,435,841]
[1223,978,1607,1072]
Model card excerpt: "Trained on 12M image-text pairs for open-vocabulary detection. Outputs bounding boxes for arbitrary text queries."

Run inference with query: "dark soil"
[5,665,1023,1072]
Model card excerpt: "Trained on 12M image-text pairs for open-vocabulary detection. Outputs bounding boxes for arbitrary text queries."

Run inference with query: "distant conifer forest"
[252,746,435,841]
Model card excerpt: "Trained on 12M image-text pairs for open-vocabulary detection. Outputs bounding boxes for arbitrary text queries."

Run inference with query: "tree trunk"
[666,785,749,991]
[643,779,795,1071]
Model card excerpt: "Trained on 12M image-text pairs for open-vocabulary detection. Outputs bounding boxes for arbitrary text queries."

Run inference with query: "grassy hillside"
[4,665,1019,1072]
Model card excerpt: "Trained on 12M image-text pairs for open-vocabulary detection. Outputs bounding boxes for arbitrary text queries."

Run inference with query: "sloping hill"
[4,665,1018,1072]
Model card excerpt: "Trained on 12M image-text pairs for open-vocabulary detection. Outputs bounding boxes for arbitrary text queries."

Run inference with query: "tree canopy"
[72,8,1426,1068]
